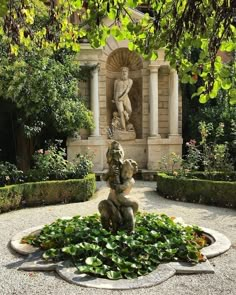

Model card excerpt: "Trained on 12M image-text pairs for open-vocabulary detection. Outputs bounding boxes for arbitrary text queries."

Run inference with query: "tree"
[0,44,94,138]
[0,0,235,104]
[0,37,94,169]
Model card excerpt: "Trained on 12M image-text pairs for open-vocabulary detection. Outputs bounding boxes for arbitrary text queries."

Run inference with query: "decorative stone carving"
[98,141,138,233]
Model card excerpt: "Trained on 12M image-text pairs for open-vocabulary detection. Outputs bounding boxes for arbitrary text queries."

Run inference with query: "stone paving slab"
[56,261,176,290]
[10,226,42,256]
[201,227,231,258]
[18,251,59,271]
[169,259,214,274]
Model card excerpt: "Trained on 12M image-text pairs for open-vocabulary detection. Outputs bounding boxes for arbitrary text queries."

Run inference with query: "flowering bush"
[69,153,94,179]
[26,142,93,182]
[198,121,234,176]
[0,162,24,187]
[183,139,201,173]
[159,121,234,179]
[159,152,183,176]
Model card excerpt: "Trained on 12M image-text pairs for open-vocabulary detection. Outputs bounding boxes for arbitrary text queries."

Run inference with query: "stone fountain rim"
[9,220,231,290]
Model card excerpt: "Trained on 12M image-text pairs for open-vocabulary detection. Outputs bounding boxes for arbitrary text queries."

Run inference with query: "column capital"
[148,64,160,73]
[91,63,100,74]
[169,68,178,74]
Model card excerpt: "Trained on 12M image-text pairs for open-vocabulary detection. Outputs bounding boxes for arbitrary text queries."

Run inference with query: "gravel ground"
[0,181,235,295]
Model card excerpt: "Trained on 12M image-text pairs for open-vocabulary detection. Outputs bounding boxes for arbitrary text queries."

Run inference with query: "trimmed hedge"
[156,173,236,208]
[0,174,96,213]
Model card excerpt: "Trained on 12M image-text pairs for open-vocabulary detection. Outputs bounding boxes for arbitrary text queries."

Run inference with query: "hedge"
[156,173,236,209]
[0,174,96,213]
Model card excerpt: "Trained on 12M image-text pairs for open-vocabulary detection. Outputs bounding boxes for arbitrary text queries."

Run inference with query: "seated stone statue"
[102,140,124,189]
[99,141,138,233]
[108,159,139,214]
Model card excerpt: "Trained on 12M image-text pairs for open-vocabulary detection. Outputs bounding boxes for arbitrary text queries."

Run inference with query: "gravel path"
[0,181,235,295]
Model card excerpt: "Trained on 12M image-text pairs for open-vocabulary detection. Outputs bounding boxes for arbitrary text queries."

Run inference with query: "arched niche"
[106,48,143,139]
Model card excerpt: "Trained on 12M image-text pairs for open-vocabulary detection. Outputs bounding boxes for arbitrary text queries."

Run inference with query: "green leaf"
[229,89,236,105]
[220,41,236,52]
[85,257,103,267]
[0,0,8,17]
[62,245,77,256]
[77,265,94,273]
[199,93,208,103]
[106,241,118,250]
[221,80,232,90]
[107,270,122,280]
[128,42,136,51]
[64,226,74,234]
[209,80,220,98]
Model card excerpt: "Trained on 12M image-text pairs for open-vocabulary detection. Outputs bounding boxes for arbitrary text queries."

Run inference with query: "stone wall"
[67,37,183,171]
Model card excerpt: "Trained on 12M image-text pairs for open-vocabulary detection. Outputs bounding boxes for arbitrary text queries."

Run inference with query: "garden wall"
[0,174,96,213]
[156,173,236,208]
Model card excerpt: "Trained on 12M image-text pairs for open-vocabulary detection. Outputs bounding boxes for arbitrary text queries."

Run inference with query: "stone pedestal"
[147,136,183,170]
[67,137,106,171]
[113,130,136,141]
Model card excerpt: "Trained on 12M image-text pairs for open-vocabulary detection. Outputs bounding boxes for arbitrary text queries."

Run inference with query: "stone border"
[201,227,231,258]
[10,223,231,290]
[56,261,175,290]
[10,226,42,255]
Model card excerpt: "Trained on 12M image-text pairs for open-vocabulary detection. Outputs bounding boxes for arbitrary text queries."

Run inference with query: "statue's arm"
[118,79,133,101]
[116,178,135,193]
[113,79,119,101]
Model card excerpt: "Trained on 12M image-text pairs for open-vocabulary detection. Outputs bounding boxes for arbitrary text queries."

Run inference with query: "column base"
[149,134,161,139]
[168,134,181,138]
[88,135,102,140]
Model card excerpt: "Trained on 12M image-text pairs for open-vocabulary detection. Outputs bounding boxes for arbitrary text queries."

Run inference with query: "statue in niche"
[111,67,136,140]
[98,141,138,233]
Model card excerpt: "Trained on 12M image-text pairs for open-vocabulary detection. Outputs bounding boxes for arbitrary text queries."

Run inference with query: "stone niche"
[67,9,183,173]
[106,48,143,139]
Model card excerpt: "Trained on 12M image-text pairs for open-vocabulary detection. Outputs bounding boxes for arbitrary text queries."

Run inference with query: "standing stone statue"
[98,141,138,233]
[113,67,133,131]
[110,67,136,140]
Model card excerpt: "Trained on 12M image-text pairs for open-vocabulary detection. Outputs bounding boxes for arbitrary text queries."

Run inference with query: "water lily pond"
[22,212,208,280]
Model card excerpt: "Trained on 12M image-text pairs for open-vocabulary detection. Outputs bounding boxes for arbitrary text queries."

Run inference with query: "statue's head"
[121,67,129,80]
[106,141,124,163]
[113,111,119,118]
[121,159,138,180]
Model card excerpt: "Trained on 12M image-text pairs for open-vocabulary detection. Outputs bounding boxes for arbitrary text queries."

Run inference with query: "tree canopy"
[0,0,235,104]
[0,44,94,137]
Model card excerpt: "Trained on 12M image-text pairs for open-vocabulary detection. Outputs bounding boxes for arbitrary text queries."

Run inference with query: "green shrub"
[187,171,236,181]
[0,174,95,213]
[26,142,93,182]
[156,173,236,208]
[0,185,24,213]
[0,162,24,187]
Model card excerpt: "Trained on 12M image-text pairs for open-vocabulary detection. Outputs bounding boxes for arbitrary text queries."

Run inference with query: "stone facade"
[67,10,183,172]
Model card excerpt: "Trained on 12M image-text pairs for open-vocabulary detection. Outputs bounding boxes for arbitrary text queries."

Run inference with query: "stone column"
[90,66,100,137]
[169,69,179,136]
[149,65,160,137]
